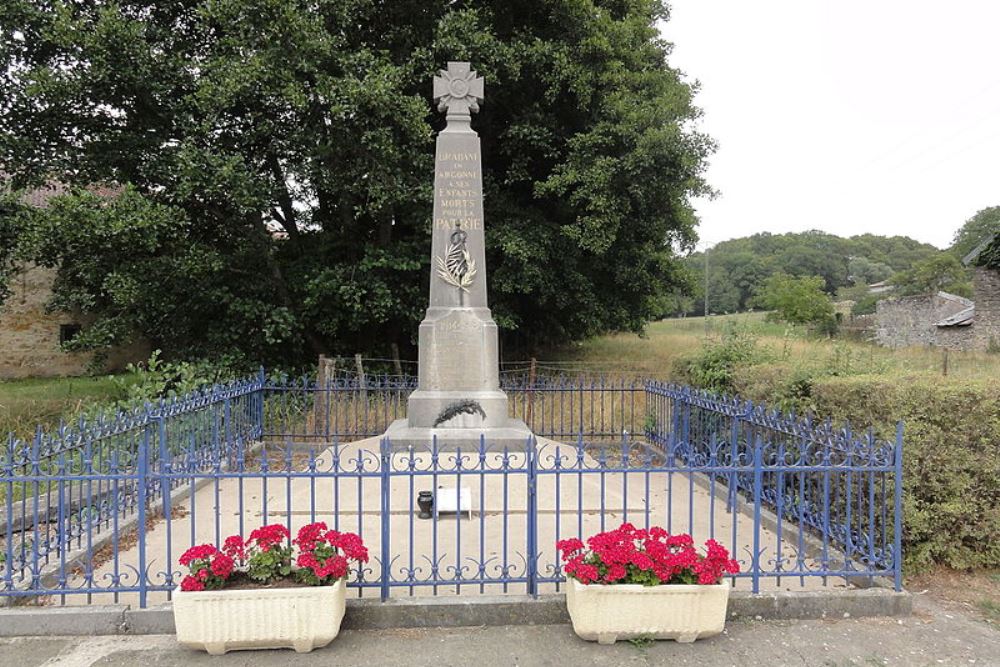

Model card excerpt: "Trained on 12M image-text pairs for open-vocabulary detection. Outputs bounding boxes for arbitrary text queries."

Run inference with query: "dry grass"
[548,313,1000,381]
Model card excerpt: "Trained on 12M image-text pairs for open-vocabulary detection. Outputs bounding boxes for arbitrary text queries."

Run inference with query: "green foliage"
[724,364,1000,571]
[755,273,836,328]
[851,293,880,316]
[890,253,972,298]
[0,192,27,303]
[673,324,761,393]
[0,0,711,365]
[108,351,235,409]
[973,236,1000,271]
[951,206,1000,260]
[247,545,293,584]
[848,256,893,286]
[686,231,937,316]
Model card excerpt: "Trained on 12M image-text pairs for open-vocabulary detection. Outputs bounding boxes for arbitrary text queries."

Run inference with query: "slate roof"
[936,305,975,328]
[936,291,974,307]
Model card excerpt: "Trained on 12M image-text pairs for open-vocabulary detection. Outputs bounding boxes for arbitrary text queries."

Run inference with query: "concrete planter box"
[565,578,730,644]
[173,580,346,654]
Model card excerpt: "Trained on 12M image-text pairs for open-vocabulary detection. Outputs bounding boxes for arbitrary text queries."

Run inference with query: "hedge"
[731,366,1000,572]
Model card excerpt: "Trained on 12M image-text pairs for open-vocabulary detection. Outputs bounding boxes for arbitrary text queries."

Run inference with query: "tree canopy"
[951,206,1000,261]
[753,273,835,328]
[889,254,972,298]
[0,0,712,368]
[683,230,940,316]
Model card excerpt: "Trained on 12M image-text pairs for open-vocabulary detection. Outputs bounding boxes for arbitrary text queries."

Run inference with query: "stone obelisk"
[385,62,531,448]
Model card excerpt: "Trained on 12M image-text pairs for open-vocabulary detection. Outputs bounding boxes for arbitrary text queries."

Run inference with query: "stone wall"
[0,264,148,378]
[874,293,972,349]
[972,267,1000,351]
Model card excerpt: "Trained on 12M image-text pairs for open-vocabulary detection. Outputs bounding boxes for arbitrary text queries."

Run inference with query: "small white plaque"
[435,485,473,519]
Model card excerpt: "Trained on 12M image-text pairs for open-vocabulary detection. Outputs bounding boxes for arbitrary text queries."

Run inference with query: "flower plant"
[557,523,740,586]
[294,522,370,586]
[245,524,293,583]
[178,523,367,591]
[179,545,235,592]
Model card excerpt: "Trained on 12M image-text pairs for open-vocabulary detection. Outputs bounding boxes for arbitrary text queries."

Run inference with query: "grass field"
[0,375,129,438]
[547,312,1000,380]
[5,312,999,436]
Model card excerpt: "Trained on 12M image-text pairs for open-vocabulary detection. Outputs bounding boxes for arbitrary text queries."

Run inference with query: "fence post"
[379,437,391,602]
[751,435,762,595]
[223,392,232,453]
[526,435,538,598]
[681,387,691,450]
[525,358,537,429]
[893,421,904,592]
[727,405,741,513]
[137,419,151,608]
[155,415,173,589]
[256,367,266,439]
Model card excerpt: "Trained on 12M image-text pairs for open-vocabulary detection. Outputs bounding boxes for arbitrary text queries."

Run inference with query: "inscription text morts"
[434,151,483,231]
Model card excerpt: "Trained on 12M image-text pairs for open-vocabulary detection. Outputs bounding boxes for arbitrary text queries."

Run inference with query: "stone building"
[0,179,148,378]
[875,291,973,349]
[874,238,1000,352]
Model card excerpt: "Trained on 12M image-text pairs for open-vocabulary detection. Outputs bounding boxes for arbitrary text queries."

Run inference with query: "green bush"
[671,324,763,393]
[731,366,1000,571]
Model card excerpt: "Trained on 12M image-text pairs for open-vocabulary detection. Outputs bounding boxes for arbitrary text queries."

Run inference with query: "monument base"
[383,418,533,451]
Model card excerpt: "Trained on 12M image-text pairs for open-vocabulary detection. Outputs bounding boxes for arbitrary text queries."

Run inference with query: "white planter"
[173,579,346,654]
[565,578,730,644]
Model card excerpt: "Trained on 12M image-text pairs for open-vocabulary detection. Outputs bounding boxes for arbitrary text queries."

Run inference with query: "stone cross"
[433,62,485,123]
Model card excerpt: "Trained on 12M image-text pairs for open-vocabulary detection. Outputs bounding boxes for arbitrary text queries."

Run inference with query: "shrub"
[731,367,1000,571]
[672,324,761,393]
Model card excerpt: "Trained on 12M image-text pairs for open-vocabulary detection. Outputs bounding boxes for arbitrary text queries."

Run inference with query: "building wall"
[935,325,976,351]
[0,264,148,378]
[972,267,1000,351]
[874,293,972,349]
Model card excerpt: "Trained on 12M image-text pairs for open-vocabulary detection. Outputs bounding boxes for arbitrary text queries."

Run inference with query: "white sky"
[661,0,1000,249]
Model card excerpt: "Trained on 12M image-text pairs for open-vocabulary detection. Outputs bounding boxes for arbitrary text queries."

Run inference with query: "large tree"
[0,0,712,369]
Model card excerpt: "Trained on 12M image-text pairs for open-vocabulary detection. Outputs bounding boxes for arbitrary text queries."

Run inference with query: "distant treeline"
[671,230,941,316]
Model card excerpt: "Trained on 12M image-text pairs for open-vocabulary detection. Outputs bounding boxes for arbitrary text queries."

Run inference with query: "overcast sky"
[661,0,1000,250]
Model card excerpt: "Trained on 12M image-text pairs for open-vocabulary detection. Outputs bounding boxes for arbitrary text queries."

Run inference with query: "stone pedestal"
[384,62,531,449]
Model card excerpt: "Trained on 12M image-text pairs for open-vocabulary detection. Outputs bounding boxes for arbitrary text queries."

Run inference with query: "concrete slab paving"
[1,597,996,667]
[48,437,851,608]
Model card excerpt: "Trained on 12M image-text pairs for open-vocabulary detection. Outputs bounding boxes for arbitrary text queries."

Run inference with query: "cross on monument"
[433,62,484,120]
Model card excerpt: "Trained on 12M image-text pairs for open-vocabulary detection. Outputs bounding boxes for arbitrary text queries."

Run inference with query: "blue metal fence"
[1,372,903,608]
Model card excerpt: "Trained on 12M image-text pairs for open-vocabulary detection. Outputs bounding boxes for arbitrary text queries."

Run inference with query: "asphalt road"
[2,596,997,667]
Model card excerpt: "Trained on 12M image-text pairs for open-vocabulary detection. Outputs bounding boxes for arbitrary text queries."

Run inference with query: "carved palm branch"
[435,242,477,292]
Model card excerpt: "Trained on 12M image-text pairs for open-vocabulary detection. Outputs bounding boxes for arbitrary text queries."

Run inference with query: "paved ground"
[3,596,997,667]
[58,437,836,608]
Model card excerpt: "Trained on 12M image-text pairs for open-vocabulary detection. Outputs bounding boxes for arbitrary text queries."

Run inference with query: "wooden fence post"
[355,353,368,404]
[390,343,403,377]
[315,355,337,435]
